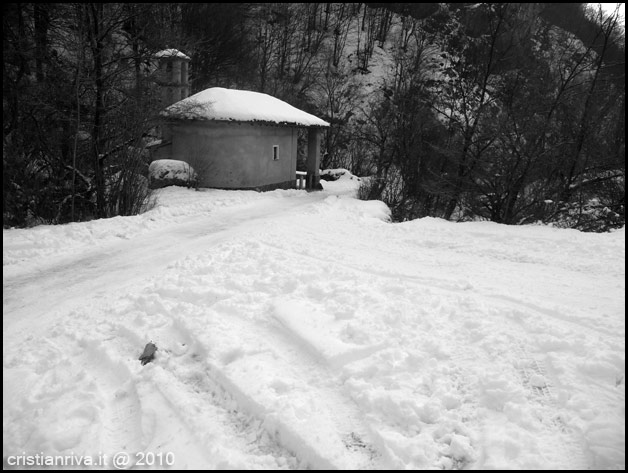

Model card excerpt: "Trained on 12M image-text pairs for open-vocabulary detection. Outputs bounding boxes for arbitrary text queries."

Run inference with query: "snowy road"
[4,193,327,334]
[3,180,625,469]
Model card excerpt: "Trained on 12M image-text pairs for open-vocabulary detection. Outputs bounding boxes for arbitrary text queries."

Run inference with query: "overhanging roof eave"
[159,116,329,128]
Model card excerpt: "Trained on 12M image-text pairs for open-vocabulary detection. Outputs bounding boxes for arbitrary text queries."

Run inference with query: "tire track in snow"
[434,304,591,470]
[77,338,150,466]
[441,337,493,469]
[252,239,546,469]
[153,305,389,470]
[260,239,602,468]
[259,239,617,340]
[487,294,617,338]
[447,318,590,469]
[2,192,335,470]
[102,383,144,464]
[261,314,386,469]
[104,317,304,469]
[258,239,476,295]
[30,315,294,469]
[261,239,596,470]
[513,342,590,470]
[119,238,392,468]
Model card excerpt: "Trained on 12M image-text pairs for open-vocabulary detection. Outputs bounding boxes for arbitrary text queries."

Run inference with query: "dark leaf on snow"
[139,342,158,366]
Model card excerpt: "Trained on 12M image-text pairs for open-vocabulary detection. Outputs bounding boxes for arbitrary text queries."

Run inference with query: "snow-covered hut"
[156,87,329,190]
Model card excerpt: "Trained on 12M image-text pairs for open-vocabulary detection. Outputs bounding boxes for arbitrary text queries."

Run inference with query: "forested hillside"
[3,3,625,231]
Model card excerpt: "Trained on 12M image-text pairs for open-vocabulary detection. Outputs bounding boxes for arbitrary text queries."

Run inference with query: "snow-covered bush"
[148,159,198,189]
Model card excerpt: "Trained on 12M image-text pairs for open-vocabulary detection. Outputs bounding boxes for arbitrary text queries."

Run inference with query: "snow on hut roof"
[160,87,330,128]
[154,49,191,60]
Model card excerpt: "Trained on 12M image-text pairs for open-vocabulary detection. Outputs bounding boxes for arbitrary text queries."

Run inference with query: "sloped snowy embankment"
[3,173,625,469]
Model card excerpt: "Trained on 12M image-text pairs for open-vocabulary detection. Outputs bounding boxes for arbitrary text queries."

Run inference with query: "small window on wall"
[273,145,279,161]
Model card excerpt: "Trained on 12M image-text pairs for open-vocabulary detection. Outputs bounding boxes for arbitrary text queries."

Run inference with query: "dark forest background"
[3,3,625,231]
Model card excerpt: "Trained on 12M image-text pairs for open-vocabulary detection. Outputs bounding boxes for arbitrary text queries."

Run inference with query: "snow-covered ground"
[3,174,625,470]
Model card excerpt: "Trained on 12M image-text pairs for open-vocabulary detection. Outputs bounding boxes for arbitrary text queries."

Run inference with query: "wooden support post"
[307,128,321,190]
[296,171,306,189]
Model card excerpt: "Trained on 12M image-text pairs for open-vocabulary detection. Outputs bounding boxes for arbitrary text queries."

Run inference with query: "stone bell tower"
[154,49,191,107]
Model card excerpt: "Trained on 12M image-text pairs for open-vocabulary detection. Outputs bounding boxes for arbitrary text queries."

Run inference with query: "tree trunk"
[34,3,50,83]
[88,3,106,218]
